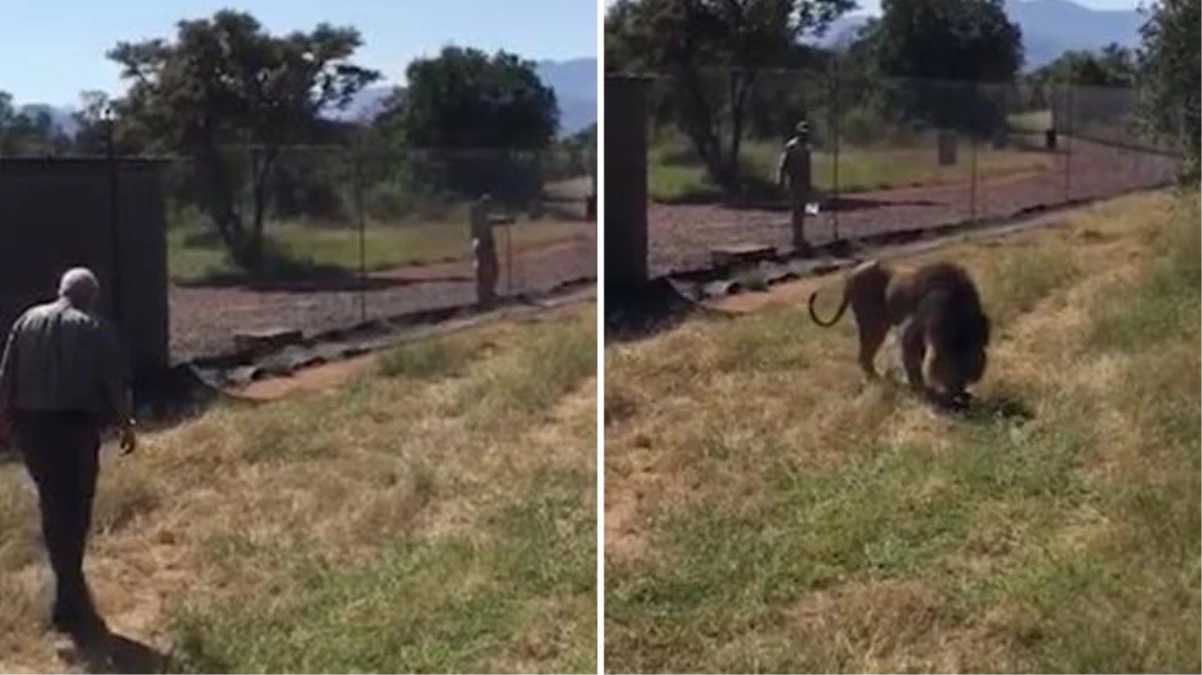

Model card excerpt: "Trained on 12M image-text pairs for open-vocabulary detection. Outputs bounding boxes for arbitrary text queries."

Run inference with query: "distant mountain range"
[535,58,598,136]
[21,56,597,139]
[812,0,1145,69]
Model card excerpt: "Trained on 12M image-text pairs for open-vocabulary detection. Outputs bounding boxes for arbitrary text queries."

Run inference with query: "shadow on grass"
[58,630,168,674]
[871,373,1035,424]
[605,278,734,344]
[960,391,1037,424]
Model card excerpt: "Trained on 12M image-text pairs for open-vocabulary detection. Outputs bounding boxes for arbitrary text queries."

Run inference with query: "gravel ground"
[647,138,1180,276]
[169,225,596,361]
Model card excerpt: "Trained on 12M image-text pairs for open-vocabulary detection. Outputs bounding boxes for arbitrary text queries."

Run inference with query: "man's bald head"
[58,267,100,310]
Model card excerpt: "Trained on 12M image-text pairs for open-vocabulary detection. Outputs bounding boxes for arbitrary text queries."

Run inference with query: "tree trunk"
[245,147,278,271]
[725,71,749,194]
[678,68,727,191]
[198,144,248,264]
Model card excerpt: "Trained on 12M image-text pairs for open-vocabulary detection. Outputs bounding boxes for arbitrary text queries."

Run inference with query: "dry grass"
[604,190,1200,673]
[0,303,597,673]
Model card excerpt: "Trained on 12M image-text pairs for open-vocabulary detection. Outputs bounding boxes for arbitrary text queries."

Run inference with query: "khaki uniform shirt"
[778,137,813,193]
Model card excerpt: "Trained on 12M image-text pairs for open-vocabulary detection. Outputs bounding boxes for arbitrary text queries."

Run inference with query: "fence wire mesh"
[1,142,596,363]
[635,69,1183,278]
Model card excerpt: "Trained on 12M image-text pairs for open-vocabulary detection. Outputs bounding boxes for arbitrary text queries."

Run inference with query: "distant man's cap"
[795,120,810,134]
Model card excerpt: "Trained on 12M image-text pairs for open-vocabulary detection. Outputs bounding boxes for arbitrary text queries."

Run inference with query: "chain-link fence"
[633,69,1183,278]
[1,142,596,364]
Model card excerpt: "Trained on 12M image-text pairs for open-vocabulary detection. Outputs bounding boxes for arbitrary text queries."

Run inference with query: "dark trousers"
[13,410,102,628]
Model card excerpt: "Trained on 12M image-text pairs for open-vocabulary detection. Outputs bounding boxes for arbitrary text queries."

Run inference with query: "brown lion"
[808,259,991,407]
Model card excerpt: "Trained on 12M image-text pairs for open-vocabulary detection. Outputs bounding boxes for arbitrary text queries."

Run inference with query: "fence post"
[105,110,124,330]
[604,76,651,292]
[355,139,367,323]
[1064,85,1073,202]
[506,152,515,297]
[970,82,978,224]
[831,64,841,243]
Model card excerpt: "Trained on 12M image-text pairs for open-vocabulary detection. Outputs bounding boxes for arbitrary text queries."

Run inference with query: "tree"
[1137,0,1200,179]
[606,0,853,193]
[390,46,558,150]
[71,90,114,155]
[1031,44,1137,88]
[0,92,72,156]
[108,10,379,268]
[858,0,1023,133]
[377,46,558,203]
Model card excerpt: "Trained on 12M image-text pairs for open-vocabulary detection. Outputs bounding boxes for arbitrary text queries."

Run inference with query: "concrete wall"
[0,159,169,379]
[604,76,650,291]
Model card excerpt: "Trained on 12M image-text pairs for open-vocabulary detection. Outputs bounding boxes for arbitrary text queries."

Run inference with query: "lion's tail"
[808,284,850,327]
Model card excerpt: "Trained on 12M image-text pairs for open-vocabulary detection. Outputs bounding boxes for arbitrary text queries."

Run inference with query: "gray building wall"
[0,159,169,379]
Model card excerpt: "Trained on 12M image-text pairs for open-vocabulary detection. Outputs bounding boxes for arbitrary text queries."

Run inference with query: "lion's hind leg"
[855,312,890,380]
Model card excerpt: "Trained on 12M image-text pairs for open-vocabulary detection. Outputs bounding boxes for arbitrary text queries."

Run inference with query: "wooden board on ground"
[710,243,777,268]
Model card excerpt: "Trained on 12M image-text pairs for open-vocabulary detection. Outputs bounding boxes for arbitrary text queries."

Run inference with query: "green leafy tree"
[378,46,558,203]
[857,0,1023,133]
[71,90,116,155]
[1034,44,1137,87]
[1137,0,1200,179]
[108,10,379,268]
[606,0,854,192]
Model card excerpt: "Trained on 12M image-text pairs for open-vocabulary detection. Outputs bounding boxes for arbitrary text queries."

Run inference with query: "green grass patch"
[1090,193,1201,351]
[983,244,1081,325]
[458,318,597,422]
[168,469,595,674]
[378,337,478,381]
[607,417,1098,673]
[1008,110,1053,133]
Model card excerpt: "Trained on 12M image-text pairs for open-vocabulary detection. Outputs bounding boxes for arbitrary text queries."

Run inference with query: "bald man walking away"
[0,268,137,642]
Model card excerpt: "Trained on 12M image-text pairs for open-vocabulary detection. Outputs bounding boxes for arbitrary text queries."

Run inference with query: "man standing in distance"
[0,267,137,641]
[470,193,501,306]
[778,119,815,255]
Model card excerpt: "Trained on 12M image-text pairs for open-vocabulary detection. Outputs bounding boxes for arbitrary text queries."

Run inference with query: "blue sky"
[603,0,1141,15]
[0,0,598,105]
[849,0,1139,11]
